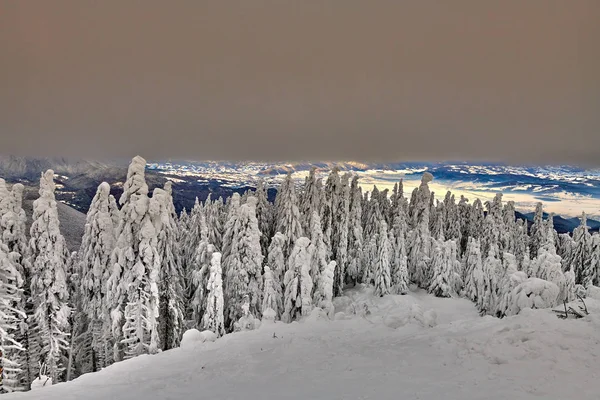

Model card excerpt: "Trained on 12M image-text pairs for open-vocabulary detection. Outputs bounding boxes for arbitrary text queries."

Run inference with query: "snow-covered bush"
[506,278,560,316]
[180,329,217,349]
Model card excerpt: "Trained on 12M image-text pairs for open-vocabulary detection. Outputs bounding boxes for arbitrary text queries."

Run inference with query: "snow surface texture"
[5,286,600,400]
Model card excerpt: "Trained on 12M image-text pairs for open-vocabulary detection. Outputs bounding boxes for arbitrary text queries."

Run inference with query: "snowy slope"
[6,287,600,400]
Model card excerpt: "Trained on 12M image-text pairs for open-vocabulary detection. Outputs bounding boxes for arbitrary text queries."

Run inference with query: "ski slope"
[8,286,600,400]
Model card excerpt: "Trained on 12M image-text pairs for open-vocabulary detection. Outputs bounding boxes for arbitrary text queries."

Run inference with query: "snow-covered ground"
[8,286,600,400]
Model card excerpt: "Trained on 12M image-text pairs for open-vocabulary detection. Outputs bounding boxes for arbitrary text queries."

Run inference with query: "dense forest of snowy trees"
[0,157,599,391]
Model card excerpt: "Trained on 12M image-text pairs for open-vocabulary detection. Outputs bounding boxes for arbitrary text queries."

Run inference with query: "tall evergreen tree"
[261,266,283,321]
[0,243,25,392]
[152,182,185,351]
[29,170,71,383]
[299,168,322,236]
[0,180,31,389]
[590,234,600,287]
[346,176,364,285]
[201,252,225,337]
[331,173,350,295]
[223,197,263,331]
[78,182,116,371]
[267,233,287,296]
[570,212,592,285]
[529,203,545,258]
[274,174,303,259]
[107,156,160,361]
[282,237,313,323]
[307,211,328,297]
[373,218,391,297]
[408,174,433,287]
[255,180,274,259]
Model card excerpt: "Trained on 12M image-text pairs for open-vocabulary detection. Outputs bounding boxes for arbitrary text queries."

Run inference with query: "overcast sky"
[1,1,599,164]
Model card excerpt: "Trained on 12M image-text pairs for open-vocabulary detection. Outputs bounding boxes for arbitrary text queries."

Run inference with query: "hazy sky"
[1,1,599,164]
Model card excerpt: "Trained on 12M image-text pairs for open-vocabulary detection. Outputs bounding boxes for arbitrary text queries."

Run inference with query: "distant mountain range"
[2,156,599,233]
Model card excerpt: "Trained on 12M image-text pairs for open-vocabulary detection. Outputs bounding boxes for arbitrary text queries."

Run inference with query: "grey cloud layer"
[1,1,599,164]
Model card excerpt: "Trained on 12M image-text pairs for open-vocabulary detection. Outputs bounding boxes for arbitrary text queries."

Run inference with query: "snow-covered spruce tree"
[480,214,500,259]
[408,173,433,287]
[274,173,303,259]
[299,167,323,236]
[502,201,517,254]
[29,170,71,383]
[346,176,364,285]
[362,231,378,286]
[495,260,527,317]
[331,173,350,296]
[464,238,484,302]
[0,181,32,389]
[201,252,225,337]
[373,218,392,297]
[457,195,471,254]
[557,233,575,271]
[78,182,116,371]
[261,266,283,321]
[68,250,92,380]
[569,212,592,286]
[267,232,287,295]
[0,244,26,392]
[255,179,274,259]
[485,193,506,253]
[514,218,529,271]
[531,247,569,302]
[428,240,461,298]
[107,156,160,361]
[390,223,409,295]
[477,245,501,315]
[529,202,545,258]
[467,198,484,241]
[120,217,160,359]
[321,168,341,261]
[590,234,600,286]
[364,186,380,234]
[223,196,263,331]
[186,203,217,328]
[181,197,203,281]
[282,237,313,323]
[313,261,336,319]
[443,192,461,243]
[152,182,185,351]
[307,211,328,298]
[431,202,445,241]
[220,193,241,276]
[190,238,215,328]
[108,194,120,236]
[205,195,223,252]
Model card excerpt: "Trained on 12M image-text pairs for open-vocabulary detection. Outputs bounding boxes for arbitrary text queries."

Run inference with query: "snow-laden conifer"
[255,180,274,258]
[299,168,322,236]
[223,197,263,331]
[201,252,225,337]
[282,237,313,323]
[267,232,287,295]
[261,266,283,320]
[107,156,159,361]
[347,176,364,284]
[570,213,592,286]
[29,170,71,383]
[78,182,115,370]
[0,244,26,392]
[373,219,391,297]
[274,173,303,259]
[152,182,185,351]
